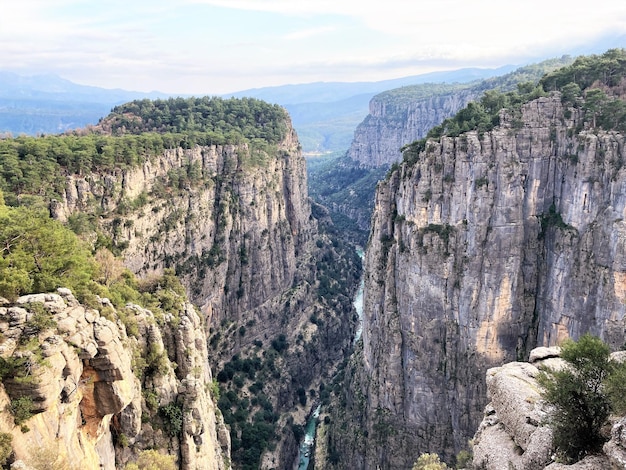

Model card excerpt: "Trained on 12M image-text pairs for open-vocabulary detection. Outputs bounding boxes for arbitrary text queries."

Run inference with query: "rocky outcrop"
[326,94,626,469]
[472,348,626,470]
[472,352,557,470]
[0,289,229,469]
[347,88,478,167]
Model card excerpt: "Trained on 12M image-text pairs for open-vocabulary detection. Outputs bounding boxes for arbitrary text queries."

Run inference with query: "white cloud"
[2,0,626,93]
[285,26,338,41]
[183,0,626,64]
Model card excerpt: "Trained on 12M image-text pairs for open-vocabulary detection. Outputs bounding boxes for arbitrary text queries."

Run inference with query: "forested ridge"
[99,96,289,143]
[368,56,573,123]
[0,97,290,206]
[400,49,626,165]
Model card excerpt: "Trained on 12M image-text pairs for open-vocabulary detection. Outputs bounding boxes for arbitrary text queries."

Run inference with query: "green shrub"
[0,206,96,301]
[606,358,626,414]
[25,302,56,335]
[145,343,169,377]
[143,389,159,411]
[124,449,176,470]
[9,396,34,425]
[159,402,184,437]
[455,449,472,469]
[537,334,613,462]
[412,453,448,470]
[0,432,12,466]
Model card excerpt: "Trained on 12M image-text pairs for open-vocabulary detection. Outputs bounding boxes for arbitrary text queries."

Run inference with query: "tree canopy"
[539,48,626,92]
[0,201,96,301]
[99,96,289,143]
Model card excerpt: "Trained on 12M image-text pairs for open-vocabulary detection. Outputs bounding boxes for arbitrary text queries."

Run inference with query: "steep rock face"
[51,125,312,325]
[347,89,478,167]
[115,300,231,470]
[49,118,358,468]
[328,95,626,468]
[0,289,228,469]
[472,352,557,470]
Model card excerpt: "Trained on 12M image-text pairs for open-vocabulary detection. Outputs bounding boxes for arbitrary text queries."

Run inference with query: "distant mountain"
[0,67,515,151]
[0,72,172,136]
[225,66,517,104]
[225,67,517,153]
[0,71,169,103]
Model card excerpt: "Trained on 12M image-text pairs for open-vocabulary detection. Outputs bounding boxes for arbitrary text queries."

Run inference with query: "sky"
[2,0,626,95]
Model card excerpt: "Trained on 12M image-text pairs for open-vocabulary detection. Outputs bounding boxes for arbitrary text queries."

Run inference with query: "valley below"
[0,49,626,470]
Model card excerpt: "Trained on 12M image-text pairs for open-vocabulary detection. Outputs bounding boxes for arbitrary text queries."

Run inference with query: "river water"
[353,247,365,343]
[295,247,365,469]
[296,405,321,470]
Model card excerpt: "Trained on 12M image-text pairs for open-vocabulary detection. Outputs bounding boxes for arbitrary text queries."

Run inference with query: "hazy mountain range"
[0,67,515,152]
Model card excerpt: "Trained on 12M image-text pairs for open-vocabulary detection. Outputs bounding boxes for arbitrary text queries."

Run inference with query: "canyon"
[321,88,626,468]
[1,52,626,470]
[0,99,360,469]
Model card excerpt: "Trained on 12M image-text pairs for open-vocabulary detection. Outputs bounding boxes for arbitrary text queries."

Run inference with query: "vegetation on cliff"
[0,188,189,325]
[538,335,626,463]
[401,49,626,167]
[212,209,361,470]
[0,97,290,207]
[0,190,218,466]
[0,201,95,301]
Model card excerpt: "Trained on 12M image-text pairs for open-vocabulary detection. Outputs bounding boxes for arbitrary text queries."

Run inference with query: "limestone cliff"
[347,58,573,168]
[324,92,626,468]
[347,87,478,167]
[46,106,359,468]
[51,123,312,320]
[0,288,228,469]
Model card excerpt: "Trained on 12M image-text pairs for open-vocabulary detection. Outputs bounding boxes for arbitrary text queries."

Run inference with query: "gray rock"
[330,92,626,468]
[529,346,562,363]
[604,416,626,469]
[544,455,612,469]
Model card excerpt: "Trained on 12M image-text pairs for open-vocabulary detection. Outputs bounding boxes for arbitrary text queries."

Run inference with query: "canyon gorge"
[0,51,626,470]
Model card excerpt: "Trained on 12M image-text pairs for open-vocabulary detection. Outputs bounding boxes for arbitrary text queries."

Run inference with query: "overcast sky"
[3,0,626,95]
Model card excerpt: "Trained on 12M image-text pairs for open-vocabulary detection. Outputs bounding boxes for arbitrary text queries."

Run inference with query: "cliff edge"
[0,288,229,469]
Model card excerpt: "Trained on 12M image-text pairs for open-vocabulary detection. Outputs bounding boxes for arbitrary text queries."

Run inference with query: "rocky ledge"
[472,347,626,469]
[0,288,229,470]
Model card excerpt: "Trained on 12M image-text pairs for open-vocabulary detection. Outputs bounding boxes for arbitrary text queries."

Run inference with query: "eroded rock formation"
[0,289,229,469]
[473,347,626,469]
[325,94,626,469]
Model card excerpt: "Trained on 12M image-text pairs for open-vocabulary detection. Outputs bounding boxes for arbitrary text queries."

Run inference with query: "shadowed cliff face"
[49,119,359,468]
[327,94,626,469]
[347,90,478,168]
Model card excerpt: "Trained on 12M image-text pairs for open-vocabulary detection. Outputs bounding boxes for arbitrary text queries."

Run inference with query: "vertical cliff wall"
[326,94,626,469]
[48,116,358,468]
[347,89,478,167]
